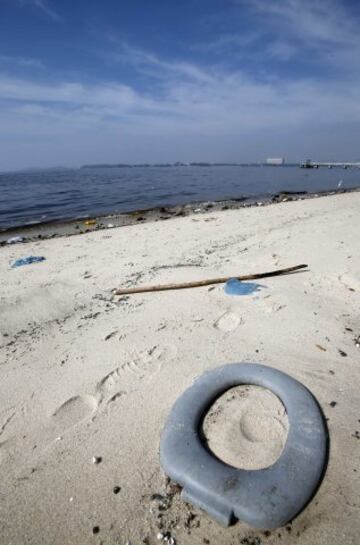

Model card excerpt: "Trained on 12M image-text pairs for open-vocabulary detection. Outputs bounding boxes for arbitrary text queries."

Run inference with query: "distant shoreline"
[1,186,359,244]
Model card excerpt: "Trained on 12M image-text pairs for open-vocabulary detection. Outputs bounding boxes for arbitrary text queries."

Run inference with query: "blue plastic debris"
[11,256,46,268]
[224,278,263,296]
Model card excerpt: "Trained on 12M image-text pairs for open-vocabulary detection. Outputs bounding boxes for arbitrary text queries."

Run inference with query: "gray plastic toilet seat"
[160,363,328,529]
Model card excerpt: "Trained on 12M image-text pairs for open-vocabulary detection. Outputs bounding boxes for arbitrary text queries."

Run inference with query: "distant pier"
[300,160,360,169]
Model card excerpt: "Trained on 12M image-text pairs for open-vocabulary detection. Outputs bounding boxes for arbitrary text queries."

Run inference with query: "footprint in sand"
[0,395,99,467]
[214,311,242,332]
[97,344,178,403]
[51,394,98,429]
[6,344,178,459]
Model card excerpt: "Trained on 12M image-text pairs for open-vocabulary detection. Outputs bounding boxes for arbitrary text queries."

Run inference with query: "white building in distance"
[266,158,285,165]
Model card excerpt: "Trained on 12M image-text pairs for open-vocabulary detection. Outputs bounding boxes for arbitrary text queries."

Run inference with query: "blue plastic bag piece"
[11,256,46,268]
[224,278,263,296]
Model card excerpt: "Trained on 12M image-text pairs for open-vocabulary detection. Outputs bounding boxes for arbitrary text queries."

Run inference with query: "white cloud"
[266,41,297,62]
[0,55,44,69]
[1,55,360,139]
[1,0,360,169]
[196,0,360,72]
[111,43,215,84]
[245,0,352,45]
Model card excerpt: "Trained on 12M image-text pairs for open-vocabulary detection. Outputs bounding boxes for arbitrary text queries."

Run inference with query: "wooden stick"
[113,264,308,295]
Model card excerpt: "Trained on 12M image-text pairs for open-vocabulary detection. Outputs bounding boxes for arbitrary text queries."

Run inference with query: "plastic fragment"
[11,256,46,268]
[224,278,264,296]
[7,236,23,244]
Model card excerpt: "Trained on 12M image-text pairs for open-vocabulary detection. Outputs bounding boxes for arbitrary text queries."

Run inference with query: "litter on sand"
[224,278,264,296]
[84,220,97,226]
[11,256,46,268]
[113,264,308,295]
[6,236,24,244]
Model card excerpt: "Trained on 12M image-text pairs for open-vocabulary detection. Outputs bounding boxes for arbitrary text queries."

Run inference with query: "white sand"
[0,192,359,544]
[202,385,289,470]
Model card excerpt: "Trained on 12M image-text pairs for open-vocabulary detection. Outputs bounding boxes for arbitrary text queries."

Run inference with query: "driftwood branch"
[113,264,308,296]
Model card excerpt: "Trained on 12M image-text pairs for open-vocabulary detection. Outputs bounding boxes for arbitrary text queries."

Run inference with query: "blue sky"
[1,0,360,170]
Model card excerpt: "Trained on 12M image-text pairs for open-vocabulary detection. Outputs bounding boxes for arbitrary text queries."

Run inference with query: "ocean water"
[0,165,359,230]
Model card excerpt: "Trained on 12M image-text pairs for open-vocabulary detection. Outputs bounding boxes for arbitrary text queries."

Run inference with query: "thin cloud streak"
[111,43,215,84]
[18,0,62,21]
[0,55,44,69]
[1,50,360,135]
[33,0,61,21]
[198,0,360,73]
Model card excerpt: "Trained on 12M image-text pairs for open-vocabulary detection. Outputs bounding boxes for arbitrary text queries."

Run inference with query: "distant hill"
[3,166,76,174]
[80,162,260,169]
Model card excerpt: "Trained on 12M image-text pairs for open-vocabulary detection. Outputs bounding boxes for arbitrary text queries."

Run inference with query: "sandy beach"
[0,191,359,545]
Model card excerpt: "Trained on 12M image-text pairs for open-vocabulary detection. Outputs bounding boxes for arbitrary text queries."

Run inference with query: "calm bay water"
[0,165,359,230]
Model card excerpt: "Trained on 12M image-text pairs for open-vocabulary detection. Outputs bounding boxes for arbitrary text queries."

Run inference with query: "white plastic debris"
[107,223,115,228]
[7,236,23,244]
[156,533,164,541]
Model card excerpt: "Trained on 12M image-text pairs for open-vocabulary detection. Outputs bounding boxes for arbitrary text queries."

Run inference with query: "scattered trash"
[194,208,201,213]
[329,401,337,407]
[114,264,308,296]
[160,363,328,529]
[6,236,23,244]
[107,223,115,228]
[338,349,348,357]
[337,180,343,188]
[157,533,176,544]
[113,486,121,494]
[92,526,100,535]
[224,278,263,296]
[11,256,46,268]
[84,219,97,226]
[92,456,102,465]
[315,344,327,352]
